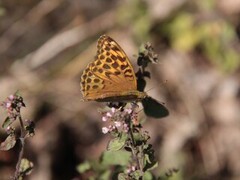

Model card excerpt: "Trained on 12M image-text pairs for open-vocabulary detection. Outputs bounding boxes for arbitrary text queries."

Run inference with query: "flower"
[102,127,109,134]
[126,169,131,174]
[111,107,116,113]
[126,165,137,174]
[102,116,108,122]
[6,102,11,108]
[8,95,15,100]
[123,123,129,132]
[114,121,121,127]
[131,166,136,171]
[106,112,112,117]
[125,108,132,114]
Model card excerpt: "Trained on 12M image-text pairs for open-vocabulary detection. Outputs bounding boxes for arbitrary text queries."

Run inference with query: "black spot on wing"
[103,64,111,69]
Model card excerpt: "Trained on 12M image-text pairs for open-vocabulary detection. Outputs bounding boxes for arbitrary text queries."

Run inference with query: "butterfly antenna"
[145,80,168,93]
[137,107,144,114]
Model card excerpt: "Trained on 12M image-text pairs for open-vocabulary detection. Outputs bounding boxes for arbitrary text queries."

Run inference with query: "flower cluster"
[0,93,34,134]
[1,94,25,113]
[1,94,25,117]
[100,104,139,135]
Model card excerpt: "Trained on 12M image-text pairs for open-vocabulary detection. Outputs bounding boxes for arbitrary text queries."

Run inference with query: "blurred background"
[0,0,240,179]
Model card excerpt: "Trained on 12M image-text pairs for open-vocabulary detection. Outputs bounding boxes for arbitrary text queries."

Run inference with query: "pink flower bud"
[6,102,11,108]
[106,112,112,117]
[111,107,116,113]
[114,121,121,127]
[125,108,132,114]
[7,126,11,131]
[131,166,136,171]
[8,95,14,100]
[102,127,109,134]
[102,116,108,122]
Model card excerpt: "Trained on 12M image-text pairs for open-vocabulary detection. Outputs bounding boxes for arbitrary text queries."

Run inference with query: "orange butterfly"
[80,35,147,102]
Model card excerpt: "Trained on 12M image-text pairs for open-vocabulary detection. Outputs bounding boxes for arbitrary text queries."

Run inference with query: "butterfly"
[80,35,147,102]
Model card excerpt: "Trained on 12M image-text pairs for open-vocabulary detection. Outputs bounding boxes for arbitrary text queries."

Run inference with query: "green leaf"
[19,158,34,176]
[118,173,127,180]
[2,117,13,129]
[133,132,142,141]
[0,134,16,151]
[107,133,128,151]
[77,161,91,173]
[99,169,111,180]
[143,146,158,171]
[14,90,21,96]
[145,153,152,164]
[101,150,131,166]
[144,152,158,171]
[143,171,154,180]
[131,170,143,179]
[144,160,158,171]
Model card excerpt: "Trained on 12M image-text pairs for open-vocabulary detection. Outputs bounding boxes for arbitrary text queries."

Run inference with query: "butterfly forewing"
[80,35,146,102]
[92,36,136,88]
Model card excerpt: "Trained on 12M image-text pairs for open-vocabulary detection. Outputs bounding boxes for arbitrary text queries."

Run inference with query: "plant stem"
[127,117,143,179]
[14,110,25,180]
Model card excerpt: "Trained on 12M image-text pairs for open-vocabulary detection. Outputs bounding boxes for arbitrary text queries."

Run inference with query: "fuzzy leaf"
[143,171,154,180]
[0,134,16,151]
[107,133,127,151]
[19,158,34,175]
[2,117,13,129]
[100,170,111,180]
[131,170,143,179]
[118,173,127,180]
[101,150,131,166]
[77,161,91,173]
[144,153,158,171]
